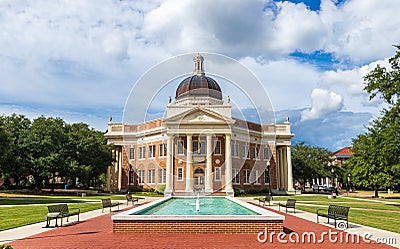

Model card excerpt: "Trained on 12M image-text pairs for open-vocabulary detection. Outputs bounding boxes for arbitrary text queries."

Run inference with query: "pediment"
[164,107,234,125]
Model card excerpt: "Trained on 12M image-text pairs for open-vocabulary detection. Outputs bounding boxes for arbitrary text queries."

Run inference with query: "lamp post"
[331,168,336,198]
[128,164,133,194]
[266,160,272,196]
[348,173,351,192]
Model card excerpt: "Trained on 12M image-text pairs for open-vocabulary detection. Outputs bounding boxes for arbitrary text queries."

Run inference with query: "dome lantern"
[175,54,223,105]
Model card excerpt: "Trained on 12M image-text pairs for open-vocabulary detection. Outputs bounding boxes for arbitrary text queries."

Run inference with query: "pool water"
[134,197,260,216]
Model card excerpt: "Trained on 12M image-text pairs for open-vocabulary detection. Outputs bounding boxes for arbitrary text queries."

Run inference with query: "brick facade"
[113,220,283,234]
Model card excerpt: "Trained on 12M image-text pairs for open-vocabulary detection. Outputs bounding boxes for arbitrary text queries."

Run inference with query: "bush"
[0,245,13,249]
[158,184,166,194]
[129,185,143,193]
[233,187,241,197]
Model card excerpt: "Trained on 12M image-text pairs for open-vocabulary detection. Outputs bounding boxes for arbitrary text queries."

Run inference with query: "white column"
[283,149,288,190]
[286,146,295,191]
[185,135,193,193]
[117,147,122,191]
[279,148,285,190]
[275,149,281,190]
[165,135,173,195]
[225,134,233,194]
[205,134,213,193]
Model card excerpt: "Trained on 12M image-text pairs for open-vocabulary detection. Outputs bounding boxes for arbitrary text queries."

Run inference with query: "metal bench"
[46,204,80,227]
[126,194,139,206]
[317,205,350,229]
[259,195,272,206]
[101,198,120,213]
[278,199,296,213]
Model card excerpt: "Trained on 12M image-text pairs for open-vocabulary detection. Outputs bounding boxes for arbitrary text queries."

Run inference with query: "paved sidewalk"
[239,197,400,248]
[0,196,160,244]
[1,196,399,248]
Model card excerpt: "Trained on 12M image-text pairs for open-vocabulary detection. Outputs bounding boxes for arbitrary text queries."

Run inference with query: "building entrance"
[193,167,205,190]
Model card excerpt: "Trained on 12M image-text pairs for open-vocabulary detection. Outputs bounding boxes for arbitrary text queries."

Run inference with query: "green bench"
[101,198,120,212]
[126,194,139,205]
[317,205,350,229]
[46,204,80,227]
[258,195,272,206]
[278,199,296,213]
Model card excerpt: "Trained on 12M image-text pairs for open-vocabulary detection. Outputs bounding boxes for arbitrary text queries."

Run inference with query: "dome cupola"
[175,54,223,105]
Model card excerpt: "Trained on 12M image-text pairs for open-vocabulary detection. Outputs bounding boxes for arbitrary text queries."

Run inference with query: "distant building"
[332,147,353,167]
[105,54,295,196]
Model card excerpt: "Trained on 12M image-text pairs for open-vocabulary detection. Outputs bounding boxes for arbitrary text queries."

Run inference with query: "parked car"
[312,185,325,191]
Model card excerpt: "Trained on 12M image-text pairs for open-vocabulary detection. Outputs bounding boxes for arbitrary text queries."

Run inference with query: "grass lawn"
[0,192,143,231]
[0,203,103,231]
[253,195,400,233]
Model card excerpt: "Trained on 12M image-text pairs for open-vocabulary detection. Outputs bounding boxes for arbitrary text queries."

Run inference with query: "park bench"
[317,205,350,229]
[101,198,120,213]
[278,199,296,213]
[46,204,80,227]
[126,194,139,206]
[258,195,272,206]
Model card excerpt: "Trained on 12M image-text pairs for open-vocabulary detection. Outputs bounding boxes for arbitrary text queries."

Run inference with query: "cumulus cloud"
[301,88,343,121]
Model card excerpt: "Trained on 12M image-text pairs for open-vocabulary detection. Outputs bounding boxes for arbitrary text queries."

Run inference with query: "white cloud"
[271,1,328,53]
[0,0,398,148]
[301,88,343,121]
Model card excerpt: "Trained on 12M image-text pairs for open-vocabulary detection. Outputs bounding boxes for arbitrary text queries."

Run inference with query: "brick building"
[105,54,295,196]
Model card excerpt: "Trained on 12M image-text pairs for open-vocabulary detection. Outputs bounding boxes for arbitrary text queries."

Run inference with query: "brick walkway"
[9,204,395,249]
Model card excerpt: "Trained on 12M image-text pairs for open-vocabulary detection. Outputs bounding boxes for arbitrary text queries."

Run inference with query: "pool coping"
[111,196,285,221]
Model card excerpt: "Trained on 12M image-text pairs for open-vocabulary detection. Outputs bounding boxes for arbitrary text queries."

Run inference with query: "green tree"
[65,123,113,188]
[0,114,31,187]
[0,121,10,176]
[22,116,68,190]
[292,142,332,190]
[349,45,400,197]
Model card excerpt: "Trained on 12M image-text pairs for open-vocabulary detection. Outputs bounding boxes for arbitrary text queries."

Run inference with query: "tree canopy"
[292,142,332,190]
[0,114,113,190]
[349,45,400,197]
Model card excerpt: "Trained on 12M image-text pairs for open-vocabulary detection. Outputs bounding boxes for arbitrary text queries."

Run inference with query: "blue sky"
[0,0,399,151]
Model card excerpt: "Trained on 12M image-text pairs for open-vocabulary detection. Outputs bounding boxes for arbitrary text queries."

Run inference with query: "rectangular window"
[232,169,240,184]
[148,169,155,184]
[137,170,145,184]
[231,143,239,157]
[139,146,146,159]
[253,147,260,160]
[193,140,199,154]
[255,170,260,184]
[158,168,166,183]
[193,140,206,154]
[244,169,250,184]
[199,141,206,154]
[177,140,184,155]
[244,145,250,159]
[214,140,221,155]
[148,145,156,158]
[159,144,167,157]
[177,167,184,181]
[129,147,135,160]
[215,167,221,181]
[264,146,271,160]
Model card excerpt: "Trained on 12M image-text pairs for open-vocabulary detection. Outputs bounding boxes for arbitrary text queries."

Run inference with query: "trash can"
[81,193,86,197]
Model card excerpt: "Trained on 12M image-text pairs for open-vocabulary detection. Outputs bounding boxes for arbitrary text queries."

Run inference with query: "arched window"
[194,168,205,174]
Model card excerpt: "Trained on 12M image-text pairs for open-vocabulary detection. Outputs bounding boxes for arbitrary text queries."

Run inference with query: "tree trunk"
[374,187,379,198]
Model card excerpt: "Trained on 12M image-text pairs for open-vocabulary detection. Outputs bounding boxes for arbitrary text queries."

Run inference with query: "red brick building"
[105,54,295,196]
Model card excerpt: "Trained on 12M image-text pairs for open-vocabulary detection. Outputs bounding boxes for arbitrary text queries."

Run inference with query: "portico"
[105,54,294,196]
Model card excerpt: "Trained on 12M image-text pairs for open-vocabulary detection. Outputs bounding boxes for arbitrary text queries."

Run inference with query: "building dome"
[175,54,222,101]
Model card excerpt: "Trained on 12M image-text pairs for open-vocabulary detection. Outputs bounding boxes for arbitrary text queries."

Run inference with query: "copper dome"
[175,54,222,100]
[175,75,222,100]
